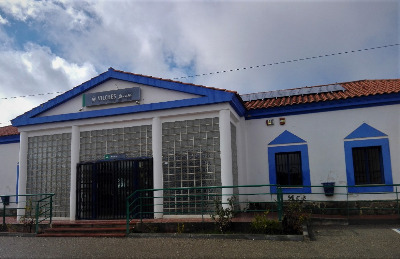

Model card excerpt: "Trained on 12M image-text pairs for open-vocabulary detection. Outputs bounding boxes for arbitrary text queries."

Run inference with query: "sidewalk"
[0,224,400,258]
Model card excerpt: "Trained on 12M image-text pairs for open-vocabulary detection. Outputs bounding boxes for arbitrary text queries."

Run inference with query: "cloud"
[0,14,7,25]
[0,43,97,124]
[0,0,398,124]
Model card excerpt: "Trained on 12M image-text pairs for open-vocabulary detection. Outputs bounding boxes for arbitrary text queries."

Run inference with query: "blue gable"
[345,123,387,139]
[12,68,246,127]
[269,130,306,145]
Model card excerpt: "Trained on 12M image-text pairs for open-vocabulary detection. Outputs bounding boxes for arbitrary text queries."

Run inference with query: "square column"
[17,131,28,220]
[219,109,233,207]
[152,117,163,218]
[69,125,80,220]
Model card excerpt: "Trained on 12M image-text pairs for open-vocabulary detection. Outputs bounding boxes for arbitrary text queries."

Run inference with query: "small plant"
[0,223,7,232]
[20,199,35,233]
[210,196,236,234]
[251,211,282,234]
[177,223,185,234]
[282,195,310,234]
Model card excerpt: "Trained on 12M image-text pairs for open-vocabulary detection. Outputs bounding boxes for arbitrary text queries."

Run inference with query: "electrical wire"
[0,43,398,101]
[173,43,400,80]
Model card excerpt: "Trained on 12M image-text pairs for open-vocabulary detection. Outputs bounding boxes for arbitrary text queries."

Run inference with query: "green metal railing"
[1,193,55,234]
[126,183,400,235]
[126,184,283,234]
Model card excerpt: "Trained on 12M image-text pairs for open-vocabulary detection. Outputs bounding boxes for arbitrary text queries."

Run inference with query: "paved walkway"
[0,224,400,258]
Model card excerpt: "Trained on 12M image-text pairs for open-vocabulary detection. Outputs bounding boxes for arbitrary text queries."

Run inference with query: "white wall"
[245,104,400,201]
[0,142,19,208]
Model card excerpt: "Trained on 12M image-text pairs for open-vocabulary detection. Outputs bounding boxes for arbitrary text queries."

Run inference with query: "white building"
[1,68,399,220]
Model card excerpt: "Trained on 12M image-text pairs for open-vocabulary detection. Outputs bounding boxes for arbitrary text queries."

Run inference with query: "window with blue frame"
[268,130,311,194]
[344,123,393,193]
[275,151,302,186]
[352,146,383,185]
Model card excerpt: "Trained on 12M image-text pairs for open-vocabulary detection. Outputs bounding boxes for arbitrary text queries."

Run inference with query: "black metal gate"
[76,158,153,220]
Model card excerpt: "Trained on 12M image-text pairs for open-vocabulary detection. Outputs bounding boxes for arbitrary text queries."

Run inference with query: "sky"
[0,0,398,126]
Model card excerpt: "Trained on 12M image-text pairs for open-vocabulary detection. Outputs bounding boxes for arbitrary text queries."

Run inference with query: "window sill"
[348,185,393,193]
[271,186,311,194]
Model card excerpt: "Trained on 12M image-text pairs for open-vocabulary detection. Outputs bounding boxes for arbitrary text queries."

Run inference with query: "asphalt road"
[0,225,400,258]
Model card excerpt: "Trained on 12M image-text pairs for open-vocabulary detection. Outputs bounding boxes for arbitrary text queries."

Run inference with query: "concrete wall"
[0,142,19,208]
[245,103,400,201]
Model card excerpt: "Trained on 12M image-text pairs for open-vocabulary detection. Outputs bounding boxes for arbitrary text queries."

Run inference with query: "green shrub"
[210,196,235,233]
[251,211,282,234]
[282,195,310,234]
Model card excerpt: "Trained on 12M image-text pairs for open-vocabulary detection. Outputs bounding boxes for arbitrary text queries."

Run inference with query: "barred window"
[275,151,302,186]
[352,146,383,185]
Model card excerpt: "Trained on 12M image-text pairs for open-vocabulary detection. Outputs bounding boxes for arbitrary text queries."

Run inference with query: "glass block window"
[27,133,71,217]
[162,117,221,215]
[80,125,152,162]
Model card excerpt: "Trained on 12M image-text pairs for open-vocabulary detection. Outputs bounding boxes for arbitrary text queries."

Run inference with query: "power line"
[0,91,64,100]
[0,43,398,101]
[173,43,400,80]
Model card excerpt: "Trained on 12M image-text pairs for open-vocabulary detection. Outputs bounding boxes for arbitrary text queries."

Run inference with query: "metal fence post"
[396,186,399,215]
[126,196,130,235]
[2,201,5,227]
[140,193,143,224]
[35,201,40,234]
[346,186,349,219]
[49,195,53,224]
[277,186,283,221]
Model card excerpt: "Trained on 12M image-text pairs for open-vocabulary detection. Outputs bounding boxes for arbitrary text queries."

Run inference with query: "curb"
[128,232,304,241]
[0,232,36,237]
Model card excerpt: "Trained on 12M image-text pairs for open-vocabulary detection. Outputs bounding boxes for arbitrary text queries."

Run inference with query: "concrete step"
[37,233,126,238]
[37,221,131,237]
[43,227,127,233]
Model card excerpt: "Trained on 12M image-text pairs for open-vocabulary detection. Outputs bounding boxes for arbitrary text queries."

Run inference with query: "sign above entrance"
[104,153,127,160]
[83,87,141,107]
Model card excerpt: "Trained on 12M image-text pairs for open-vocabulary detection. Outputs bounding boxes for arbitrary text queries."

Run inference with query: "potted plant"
[1,196,9,205]
[321,182,335,196]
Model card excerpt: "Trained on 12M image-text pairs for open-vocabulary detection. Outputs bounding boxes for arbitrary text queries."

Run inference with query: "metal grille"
[76,158,153,220]
[352,146,383,185]
[275,152,302,186]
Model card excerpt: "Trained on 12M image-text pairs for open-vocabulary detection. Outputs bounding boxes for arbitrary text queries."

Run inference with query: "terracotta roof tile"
[244,79,400,110]
[0,125,19,137]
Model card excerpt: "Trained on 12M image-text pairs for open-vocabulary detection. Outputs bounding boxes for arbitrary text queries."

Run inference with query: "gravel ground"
[0,225,400,258]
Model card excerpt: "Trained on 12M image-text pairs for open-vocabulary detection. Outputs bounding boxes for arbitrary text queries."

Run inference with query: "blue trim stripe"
[345,123,387,139]
[269,130,306,145]
[268,144,311,194]
[12,69,239,127]
[344,138,393,193]
[13,95,235,126]
[246,92,400,120]
[0,135,20,144]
